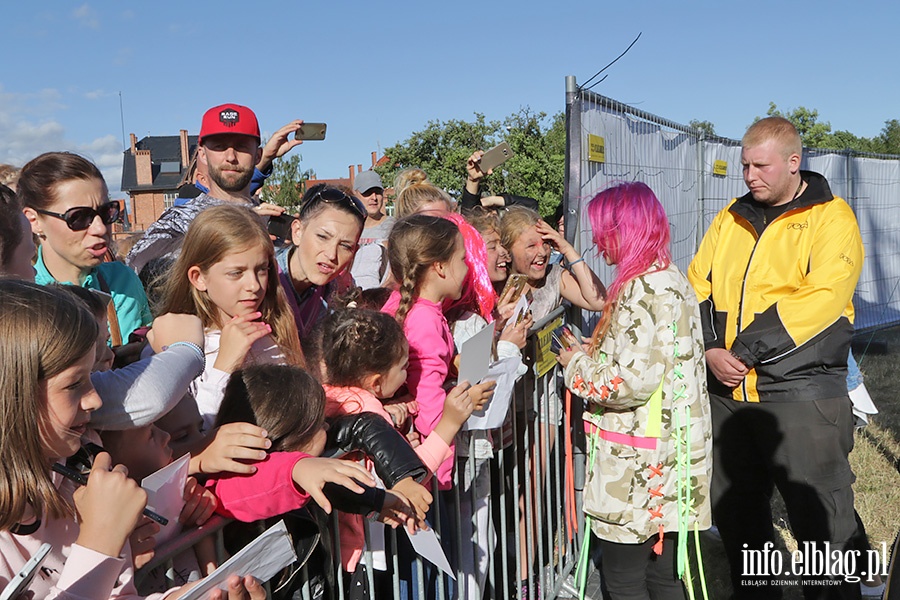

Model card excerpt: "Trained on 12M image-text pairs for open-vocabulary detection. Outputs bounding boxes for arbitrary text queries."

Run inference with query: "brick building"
[120,130,195,233]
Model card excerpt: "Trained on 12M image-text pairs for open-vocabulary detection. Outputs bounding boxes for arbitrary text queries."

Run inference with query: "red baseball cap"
[199,103,260,144]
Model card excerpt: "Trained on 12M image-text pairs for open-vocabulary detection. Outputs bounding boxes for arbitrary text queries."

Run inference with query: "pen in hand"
[52,462,169,527]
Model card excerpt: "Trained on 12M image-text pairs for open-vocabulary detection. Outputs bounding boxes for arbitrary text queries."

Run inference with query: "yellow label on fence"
[588,134,606,163]
[535,316,565,377]
[713,159,728,177]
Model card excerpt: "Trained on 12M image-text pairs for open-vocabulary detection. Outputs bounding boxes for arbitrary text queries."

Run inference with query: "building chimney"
[371,152,377,168]
[135,150,153,186]
[358,164,363,173]
[349,166,354,188]
[130,133,137,154]
[179,129,189,168]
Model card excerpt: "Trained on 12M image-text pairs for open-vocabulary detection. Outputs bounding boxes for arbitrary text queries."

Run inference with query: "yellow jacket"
[688,171,863,402]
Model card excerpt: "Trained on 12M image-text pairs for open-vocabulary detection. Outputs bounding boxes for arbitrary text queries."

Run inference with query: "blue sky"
[3,1,898,195]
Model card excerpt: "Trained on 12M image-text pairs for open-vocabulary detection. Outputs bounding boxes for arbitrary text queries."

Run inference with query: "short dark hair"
[17,152,105,212]
[215,365,325,453]
[0,185,24,270]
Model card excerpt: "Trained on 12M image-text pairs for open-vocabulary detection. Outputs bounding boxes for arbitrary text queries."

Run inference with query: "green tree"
[689,119,717,137]
[873,119,900,154]
[376,108,565,218]
[259,154,313,210]
[375,113,497,195]
[762,102,833,148]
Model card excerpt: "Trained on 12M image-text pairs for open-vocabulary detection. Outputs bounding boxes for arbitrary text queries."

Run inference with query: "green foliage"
[376,108,565,218]
[689,119,717,137]
[259,154,314,211]
[757,104,900,154]
[763,102,833,148]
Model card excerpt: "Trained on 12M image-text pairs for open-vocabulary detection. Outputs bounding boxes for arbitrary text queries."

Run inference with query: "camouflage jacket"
[564,263,712,544]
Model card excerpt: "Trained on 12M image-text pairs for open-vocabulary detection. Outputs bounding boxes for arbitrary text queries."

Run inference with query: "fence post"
[696,130,706,255]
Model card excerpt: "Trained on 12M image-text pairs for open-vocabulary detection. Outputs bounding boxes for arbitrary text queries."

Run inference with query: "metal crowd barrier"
[136,306,591,599]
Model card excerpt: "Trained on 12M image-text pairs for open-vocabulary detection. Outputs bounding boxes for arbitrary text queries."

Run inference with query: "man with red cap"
[127,104,301,286]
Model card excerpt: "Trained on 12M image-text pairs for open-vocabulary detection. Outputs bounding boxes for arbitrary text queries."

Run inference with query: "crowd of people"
[0,105,875,600]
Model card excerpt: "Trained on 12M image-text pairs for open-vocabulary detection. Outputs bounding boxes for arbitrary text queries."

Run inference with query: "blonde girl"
[0,279,263,600]
[393,168,455,218]
[160,204,303,429]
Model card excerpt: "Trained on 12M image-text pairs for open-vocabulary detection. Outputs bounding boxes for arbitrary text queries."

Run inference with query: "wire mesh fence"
[565,78,900,333]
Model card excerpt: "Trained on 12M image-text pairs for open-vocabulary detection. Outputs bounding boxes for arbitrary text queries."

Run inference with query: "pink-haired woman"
[557,182,711,600]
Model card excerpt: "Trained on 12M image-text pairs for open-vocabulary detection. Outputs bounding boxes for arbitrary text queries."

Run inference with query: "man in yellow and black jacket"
[688,116,864,600]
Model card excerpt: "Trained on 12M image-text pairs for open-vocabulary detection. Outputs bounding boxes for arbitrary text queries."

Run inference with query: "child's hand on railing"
[291,457,375,514]
[377,490,422,534]
[129,516,158,569]
[190,422,271,476]
[391,476,433,519]
[180,476,217,527]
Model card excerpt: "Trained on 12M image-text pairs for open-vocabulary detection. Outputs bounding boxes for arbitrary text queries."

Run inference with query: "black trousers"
[710,393,860,600]
[600,534,686,600]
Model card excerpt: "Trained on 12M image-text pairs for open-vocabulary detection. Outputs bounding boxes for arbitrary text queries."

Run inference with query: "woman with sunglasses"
[277,183,366,338]
[20,152,152,342]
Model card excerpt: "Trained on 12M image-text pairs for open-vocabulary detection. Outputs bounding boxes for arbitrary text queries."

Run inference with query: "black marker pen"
[51,463,169,526]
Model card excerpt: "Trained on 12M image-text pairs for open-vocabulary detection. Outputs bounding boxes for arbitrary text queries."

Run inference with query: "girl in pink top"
[319,308,476,574]
[0,279,264,600]
[380,215,495,490]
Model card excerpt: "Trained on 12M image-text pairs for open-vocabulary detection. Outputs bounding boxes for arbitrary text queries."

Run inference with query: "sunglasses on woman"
[35,200,121,231]
[300,187,367,220]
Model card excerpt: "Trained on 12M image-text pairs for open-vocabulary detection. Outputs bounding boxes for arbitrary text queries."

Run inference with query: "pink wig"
[587,181,671,318]
[442,212,496,321]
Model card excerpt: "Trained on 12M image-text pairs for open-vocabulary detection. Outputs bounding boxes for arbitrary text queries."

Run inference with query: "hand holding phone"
[478,141,514,173]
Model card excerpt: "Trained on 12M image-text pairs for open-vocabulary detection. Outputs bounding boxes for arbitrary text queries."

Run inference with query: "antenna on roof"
[118,92,127,152]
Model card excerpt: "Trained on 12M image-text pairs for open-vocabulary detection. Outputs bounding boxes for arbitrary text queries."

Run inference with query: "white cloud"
[84,89,107,100]
[0,87,125,193]
[73,4,100,29]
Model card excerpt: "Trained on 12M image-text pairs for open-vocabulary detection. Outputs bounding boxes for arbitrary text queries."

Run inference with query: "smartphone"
[0,543,51,600]
[499,273,528,305]
[479,141,514,172]
[550,325,579,354]
[294,123,327,141]
[267,214,296,240]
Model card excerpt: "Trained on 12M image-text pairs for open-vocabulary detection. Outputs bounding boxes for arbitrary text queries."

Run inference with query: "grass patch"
[696,328,900,599]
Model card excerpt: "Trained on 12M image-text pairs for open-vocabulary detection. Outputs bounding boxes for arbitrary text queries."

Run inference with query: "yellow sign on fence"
[534,315,565,377]
[588,134,606,164]
[713,160,728,177]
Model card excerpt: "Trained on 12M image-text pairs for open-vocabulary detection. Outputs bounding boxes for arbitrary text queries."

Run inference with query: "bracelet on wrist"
[565,256,585,271]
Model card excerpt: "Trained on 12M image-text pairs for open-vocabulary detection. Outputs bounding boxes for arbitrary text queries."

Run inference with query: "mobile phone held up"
[294,123,327,141]
[499,273,528,305]
[478,141,514,173]
[267,214,296,241]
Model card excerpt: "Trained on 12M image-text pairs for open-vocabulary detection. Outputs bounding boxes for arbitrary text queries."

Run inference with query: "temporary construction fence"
[563,75,900,333]
[136,306,588,600]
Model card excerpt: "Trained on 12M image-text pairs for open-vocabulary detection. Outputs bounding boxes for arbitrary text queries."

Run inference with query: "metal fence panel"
[567,82,900,333]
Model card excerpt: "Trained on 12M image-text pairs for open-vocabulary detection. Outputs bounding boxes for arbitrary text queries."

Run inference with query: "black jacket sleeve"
[460,187,482,212]
[327,413,428,487]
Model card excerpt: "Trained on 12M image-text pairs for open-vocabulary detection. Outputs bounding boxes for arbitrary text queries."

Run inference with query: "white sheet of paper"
[141,453,190,544]
[458,322,495,386]
[506,294,530,330]
[462,356,521,431]
[178,520,297,599]
[404,526,455,579]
